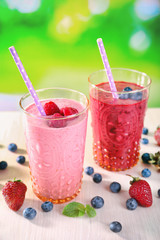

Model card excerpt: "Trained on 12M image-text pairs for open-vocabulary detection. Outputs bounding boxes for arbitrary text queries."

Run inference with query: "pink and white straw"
[9,46,46,116]
[97,38,118,99]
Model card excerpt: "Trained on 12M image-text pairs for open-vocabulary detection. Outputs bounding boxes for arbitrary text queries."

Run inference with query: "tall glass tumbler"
[20,88,89,203]
[89,68,151,171]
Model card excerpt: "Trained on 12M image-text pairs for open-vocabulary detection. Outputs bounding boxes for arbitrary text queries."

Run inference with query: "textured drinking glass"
[89,68,151,171]
[20,88,89,203]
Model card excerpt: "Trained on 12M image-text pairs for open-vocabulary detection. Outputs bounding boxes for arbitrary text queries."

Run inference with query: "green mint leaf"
[85,204,96,218]
[62,202,85,217]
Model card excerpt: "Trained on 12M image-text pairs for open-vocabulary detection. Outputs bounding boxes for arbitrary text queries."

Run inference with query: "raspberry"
[48,113,67,128]
[60,107,78,116]
[44,101,60,116]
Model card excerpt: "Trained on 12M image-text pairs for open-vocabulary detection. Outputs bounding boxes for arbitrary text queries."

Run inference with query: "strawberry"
[154,126,160,146]
[127,175,152,207]
[60,107,78,116]
[44,101,60,116]
[2,178,27,211]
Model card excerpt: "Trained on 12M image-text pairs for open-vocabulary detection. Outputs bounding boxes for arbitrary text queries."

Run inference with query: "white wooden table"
[0,109,160,240]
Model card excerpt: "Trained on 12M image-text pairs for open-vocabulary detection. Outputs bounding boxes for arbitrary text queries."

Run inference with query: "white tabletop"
[0,109,160,240]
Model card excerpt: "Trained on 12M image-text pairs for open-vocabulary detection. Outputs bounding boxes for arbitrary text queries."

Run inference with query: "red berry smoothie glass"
[19,88,89,203]
[89,68,151,171]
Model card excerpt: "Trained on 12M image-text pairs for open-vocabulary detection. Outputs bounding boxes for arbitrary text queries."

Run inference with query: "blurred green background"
[0,0,160,108]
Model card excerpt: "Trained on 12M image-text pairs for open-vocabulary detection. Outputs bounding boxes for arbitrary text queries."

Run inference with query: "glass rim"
[88,68,152,94]
[19,87,89,121]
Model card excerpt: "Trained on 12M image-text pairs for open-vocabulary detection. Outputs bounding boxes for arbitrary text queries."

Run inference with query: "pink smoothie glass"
[20,88,89,203]
[89,68,151,171]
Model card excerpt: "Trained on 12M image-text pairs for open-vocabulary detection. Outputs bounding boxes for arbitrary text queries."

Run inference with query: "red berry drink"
[89,69,151,171]
[20,88,88,203]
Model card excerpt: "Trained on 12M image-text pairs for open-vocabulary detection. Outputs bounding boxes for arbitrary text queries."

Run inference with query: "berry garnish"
[48,113,67,128]
[110,182,121,193]
[41,201,53,212]
[141,168,151,178]
[8,143,17,152]
[141,153,151,164]
[142,127,148,135]
[0,161,8,170]
[16,156,25,164]
[119,93,129,100]
[154,126,160,146]
[44,101,60,116]
[60,107,78,116]
[129,92,143,101]
[119,86,133,100]
[141,138,149,144]
[126,198,138,210]
[84,166,94,175]
[91,196,104,209]
[2,178,27,211]
[127,175,152,207]
[124,87,133,91]
[93,173,102,183]
[109,221,122,233]
[158,189,160,197]
[23,207,37,220]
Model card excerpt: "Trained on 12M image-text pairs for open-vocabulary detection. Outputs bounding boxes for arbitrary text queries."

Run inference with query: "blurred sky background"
[0,0,160,110]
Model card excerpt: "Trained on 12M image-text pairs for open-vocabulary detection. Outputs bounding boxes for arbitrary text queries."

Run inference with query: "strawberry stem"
[9,178,21,182]
[126,174,140,185]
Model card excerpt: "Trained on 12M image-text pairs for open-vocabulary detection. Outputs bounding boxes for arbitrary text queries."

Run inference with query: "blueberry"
[142,127,148,135]
[126,198,138,210]
[141,168,151,178]
[8,143,17,152]
[158,189,160,197]
[41,201,53,212]
[141,153,151,164]
[110,182,121,193]
[0,161,8,170]
[119,93,129,100]
[16,155,25,164]
[129,92,143,101]
[123,87,133,91]
[93,173,102,183]
[109,221,122,233]
[23,207,37,220]
[141,138,149,144]
[84,166,94,175]
[91,196,104,209]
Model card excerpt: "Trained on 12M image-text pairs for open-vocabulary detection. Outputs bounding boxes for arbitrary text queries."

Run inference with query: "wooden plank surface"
[0,109,160,240]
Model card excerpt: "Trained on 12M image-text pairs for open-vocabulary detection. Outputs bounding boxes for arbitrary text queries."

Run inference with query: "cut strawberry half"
[60,107,78,116]
[48,113,67,128]
[44,101,60,116]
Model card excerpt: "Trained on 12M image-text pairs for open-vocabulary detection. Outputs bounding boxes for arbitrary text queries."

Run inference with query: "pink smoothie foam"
[25,98,88,203]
